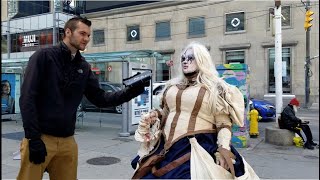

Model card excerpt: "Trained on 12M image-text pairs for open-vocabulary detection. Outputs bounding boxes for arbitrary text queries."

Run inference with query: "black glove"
[123,71,151,89]
[29,138,47,164]
[129,78,150,96]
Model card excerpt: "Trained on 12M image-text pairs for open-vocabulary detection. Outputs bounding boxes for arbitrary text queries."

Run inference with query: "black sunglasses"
[181,54,195,63]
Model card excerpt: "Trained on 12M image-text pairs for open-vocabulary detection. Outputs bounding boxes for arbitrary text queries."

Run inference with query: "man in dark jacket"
[280,98,317,150]
[17,17,150,180]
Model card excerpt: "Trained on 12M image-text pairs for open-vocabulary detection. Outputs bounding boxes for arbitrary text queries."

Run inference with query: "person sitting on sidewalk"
[280,98,317,150]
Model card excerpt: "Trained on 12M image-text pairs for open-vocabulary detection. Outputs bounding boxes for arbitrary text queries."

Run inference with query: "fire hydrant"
[249,108,261,138]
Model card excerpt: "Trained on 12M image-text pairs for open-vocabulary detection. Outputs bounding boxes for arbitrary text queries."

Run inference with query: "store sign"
[226,12,245,32]
[22,34,39,47]
[91,67,101,74]
[127,25,140,41]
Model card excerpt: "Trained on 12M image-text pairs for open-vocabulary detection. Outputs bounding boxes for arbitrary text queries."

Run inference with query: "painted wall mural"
[216,64,250,148]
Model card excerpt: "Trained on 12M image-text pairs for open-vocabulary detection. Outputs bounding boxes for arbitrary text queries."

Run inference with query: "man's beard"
[293,105,298,113]
[70,40,83,51]
[69,33,85,51]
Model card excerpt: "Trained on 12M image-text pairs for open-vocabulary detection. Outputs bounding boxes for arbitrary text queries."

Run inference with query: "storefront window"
[268,47,291,93]
[89,62,123,84]
[1,35,8,53]
[8,28,63,53]
[156,54,171,81]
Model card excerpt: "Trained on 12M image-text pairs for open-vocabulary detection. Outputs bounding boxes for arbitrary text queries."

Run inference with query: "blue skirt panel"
[131,133,245,179]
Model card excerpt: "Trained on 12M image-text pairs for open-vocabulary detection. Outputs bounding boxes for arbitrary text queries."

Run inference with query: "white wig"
[165,41,229,112]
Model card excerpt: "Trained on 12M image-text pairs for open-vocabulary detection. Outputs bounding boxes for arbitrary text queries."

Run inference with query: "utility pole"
[53,0,57,46]
[7,19,11,59]
[304,0,313,108]
[6,0,15,59]
[274,0,283,127]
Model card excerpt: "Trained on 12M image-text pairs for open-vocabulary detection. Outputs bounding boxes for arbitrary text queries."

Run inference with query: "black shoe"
[304,142,315,150]
[310,141,317,146]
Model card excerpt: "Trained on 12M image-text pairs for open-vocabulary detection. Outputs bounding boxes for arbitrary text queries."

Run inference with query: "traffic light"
[304,10,314,31]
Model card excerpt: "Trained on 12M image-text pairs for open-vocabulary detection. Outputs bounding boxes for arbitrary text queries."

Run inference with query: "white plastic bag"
[190,137,233,179]
[189,137,260,180]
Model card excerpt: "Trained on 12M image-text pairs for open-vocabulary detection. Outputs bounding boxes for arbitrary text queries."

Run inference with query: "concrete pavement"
[1,104,319,179]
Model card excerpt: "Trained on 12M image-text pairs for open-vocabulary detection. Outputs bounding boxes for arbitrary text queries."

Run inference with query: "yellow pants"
[17,134,78,180]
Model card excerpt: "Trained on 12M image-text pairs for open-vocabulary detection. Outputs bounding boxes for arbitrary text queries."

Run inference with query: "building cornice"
[261,40,299,48]
[219,43,251,51]
[84,1,198,19]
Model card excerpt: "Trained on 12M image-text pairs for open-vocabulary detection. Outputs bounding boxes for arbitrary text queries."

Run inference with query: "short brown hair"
[63,16,91,36]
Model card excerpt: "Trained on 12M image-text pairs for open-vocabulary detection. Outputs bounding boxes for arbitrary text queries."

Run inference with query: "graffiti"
[217,64,250,148]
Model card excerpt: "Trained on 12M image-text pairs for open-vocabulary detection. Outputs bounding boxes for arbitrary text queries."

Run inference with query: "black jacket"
[280,104,302,129]
[20,42,144,139]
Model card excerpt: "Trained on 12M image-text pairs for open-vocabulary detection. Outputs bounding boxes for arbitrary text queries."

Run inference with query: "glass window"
[226,50,245,64]
[188,17,205,37]
[92,29,105,45]
[268,6,291,27]
[155,21,171,40]
[226,12,245,32]
[153,85,165,95]
[101,84,114,93]
[156,54,171,81]
[268,48,291,93]
[10,33,21,53]
[127,25,140,42]
[1,35,8,53]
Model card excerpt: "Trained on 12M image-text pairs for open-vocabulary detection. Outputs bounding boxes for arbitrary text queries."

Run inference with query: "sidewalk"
[1,105,319,179]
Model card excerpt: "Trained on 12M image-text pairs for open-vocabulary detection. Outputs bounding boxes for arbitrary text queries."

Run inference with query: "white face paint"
[293,105,298,113]
[181,48,198,75]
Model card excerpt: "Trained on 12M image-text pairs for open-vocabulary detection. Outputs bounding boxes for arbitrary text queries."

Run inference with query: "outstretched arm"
[84,70,149,108]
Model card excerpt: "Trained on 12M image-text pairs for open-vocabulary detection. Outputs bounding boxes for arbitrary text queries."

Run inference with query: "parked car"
[152,81,166,109]
[79,82,123,113]
[250,98,276,121]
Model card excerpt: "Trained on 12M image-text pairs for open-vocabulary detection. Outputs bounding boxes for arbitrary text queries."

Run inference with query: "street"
[2,107,319,179]
[77,110,123,128]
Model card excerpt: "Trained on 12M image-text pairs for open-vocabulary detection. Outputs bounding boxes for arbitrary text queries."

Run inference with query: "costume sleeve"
[134,86,170,158]
[84,67,145,108]
[20,49,46,139]
[214,85,245,130]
